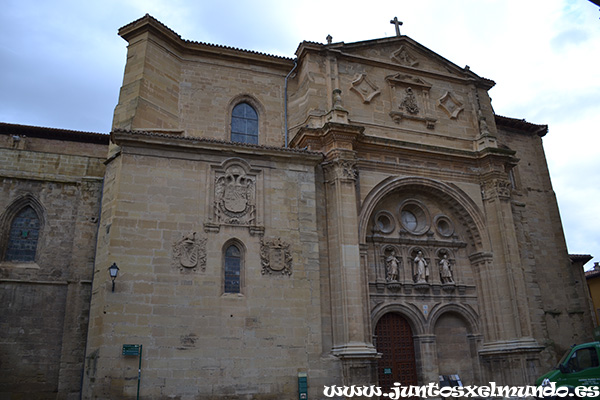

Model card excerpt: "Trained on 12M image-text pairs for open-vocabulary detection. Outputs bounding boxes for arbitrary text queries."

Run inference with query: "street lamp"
[108,263,119,292]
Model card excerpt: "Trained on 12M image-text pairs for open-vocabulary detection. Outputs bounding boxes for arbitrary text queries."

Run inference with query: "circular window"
[435,215,454,237]
[374,211,395,234]
[401,210,417,231]
[399,201,429,235]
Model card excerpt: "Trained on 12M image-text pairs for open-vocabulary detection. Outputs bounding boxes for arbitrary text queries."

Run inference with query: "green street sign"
[122,344,140,356]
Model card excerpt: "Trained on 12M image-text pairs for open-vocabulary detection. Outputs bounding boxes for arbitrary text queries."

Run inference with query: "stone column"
[476,168,543,384]
[480,173,533,340]
[323,151,379,386]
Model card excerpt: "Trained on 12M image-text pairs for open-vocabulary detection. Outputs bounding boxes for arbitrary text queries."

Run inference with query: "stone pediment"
[311,36,493,87]
[386,73,432,89]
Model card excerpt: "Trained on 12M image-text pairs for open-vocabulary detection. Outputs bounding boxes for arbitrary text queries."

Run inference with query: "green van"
[536,342,600,398]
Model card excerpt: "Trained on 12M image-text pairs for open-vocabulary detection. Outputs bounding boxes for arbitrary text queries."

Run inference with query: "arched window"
[224,243,242,293]
[231,102,258,144]
[5,206,40,262]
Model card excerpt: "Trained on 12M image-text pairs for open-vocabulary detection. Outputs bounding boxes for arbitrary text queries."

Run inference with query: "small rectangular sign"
[122,344,140,356]
[384,368,392,374]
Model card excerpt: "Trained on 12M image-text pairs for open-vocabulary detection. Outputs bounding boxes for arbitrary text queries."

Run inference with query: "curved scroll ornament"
[172,232,207,271]
[260,238,292,275]
[214,165,256,225]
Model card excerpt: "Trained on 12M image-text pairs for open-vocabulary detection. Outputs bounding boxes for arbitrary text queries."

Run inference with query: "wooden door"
[375,313,418,390]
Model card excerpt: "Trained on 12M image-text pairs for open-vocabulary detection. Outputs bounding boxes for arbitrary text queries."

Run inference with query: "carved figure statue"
[414,251,428,283]
[439,254,454,283]
[386,250,399,282]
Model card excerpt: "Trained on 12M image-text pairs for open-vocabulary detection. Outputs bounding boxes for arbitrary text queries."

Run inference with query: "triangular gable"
[296,36,494,90]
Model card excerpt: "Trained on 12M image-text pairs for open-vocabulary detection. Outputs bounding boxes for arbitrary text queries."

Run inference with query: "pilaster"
[305,103,379,385]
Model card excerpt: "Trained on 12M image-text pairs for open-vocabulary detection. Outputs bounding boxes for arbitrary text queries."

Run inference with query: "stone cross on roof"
[390,16,403,36]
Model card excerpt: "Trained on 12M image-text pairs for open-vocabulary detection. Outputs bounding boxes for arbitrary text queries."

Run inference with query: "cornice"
[110,129,323,164]
[118,14,294,70]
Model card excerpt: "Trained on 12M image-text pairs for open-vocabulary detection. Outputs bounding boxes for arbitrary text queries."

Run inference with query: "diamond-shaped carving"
[392,45,419,67]
[350,74,380,104]
[438,91,464,119]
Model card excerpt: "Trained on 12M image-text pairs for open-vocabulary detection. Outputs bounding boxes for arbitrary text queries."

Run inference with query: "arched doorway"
[434,312,475,384]
[375,313,418,390]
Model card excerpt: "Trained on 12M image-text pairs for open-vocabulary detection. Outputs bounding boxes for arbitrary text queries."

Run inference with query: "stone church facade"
[0,14,594,399]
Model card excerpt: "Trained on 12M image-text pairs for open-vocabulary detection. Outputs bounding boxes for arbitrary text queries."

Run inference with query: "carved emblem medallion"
[260,238,292,275]
[350,74,381,104]
[172,232,207,271]
[400,87,419,115]
[214,164,256,225]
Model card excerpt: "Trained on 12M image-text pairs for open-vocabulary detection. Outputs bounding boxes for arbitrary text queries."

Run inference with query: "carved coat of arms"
[215,166,255,224]
[260,238,292,275]
[172,232,206,271]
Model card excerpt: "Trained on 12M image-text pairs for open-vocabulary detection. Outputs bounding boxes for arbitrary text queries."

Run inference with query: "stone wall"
[0,126,107,399]
[82,133,339,399]
[496,121,594,367]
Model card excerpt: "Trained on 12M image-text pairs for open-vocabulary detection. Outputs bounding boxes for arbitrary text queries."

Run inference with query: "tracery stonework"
[260,237,292,275]
[172,231,207,271]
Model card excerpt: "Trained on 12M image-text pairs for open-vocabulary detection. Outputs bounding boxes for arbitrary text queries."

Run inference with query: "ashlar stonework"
[0,14,594,400]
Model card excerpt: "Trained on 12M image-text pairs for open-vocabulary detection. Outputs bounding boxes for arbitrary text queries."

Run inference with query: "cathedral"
[0,14,594,399]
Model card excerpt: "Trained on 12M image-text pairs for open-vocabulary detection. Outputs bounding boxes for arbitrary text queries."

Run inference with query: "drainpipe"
[284,59,298,147]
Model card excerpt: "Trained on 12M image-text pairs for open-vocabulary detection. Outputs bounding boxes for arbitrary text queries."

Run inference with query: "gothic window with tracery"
[231,102,258,144]
[224,243,242,293]
[4,206,40,262]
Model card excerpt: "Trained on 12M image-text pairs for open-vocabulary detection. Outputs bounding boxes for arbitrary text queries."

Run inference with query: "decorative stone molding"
[205,158,264,235]
[437,91,464,119]
[391,45,419,67]
[386,73,432,90]
[389,112,436,129]
[441,283,456,293]
[386,74,436,129]
[172,232,207,271]
[400,87,419,115]
[322,159,358,182]
[386,282,402,292]
[372,210,395,234]
[482,178,512,201]
[350,74,381,104]
[260,237,292,275]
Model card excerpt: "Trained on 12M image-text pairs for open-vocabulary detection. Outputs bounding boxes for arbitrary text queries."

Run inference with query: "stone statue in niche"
[478,110,491,136]
[414,251,429,283]
[385,249,400,282]
[439,254,454,283]
[172,231,206,271]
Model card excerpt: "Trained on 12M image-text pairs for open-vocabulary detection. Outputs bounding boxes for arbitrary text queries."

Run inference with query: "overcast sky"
[1,0,599,269]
